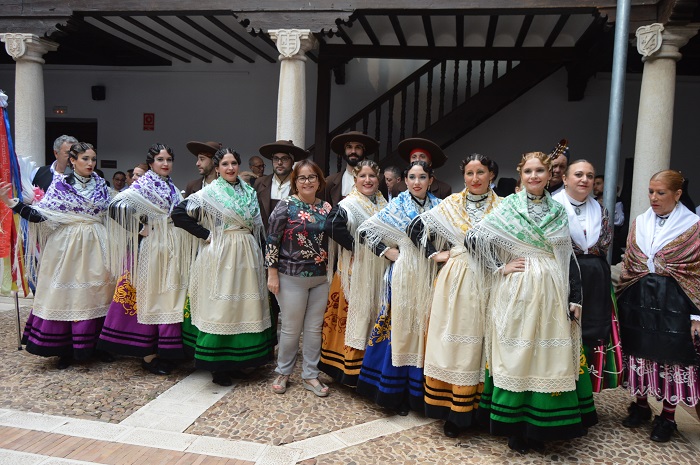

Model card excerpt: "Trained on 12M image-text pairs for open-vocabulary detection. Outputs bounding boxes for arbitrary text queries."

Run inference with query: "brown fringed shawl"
[619,220,700,309]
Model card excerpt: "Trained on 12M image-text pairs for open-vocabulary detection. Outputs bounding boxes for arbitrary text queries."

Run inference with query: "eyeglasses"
[296,175,318,184]
[251,164,265,169]
[272,156,292,164]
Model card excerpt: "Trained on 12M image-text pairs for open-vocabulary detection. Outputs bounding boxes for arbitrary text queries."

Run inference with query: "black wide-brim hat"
[186,141,221,157]
[258,140,309,162]
[397,138,447,169]
[330,131,379,156]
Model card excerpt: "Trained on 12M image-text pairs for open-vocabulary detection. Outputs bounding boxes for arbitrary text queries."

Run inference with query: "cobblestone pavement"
[1,295,699,464]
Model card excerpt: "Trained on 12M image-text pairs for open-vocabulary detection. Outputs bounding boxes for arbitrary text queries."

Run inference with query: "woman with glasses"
[172,148,275,387]
[99,143,192,376]
[0,142,115,369]
[266,160,332,397]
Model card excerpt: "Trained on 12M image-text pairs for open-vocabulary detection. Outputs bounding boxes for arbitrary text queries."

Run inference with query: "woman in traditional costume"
[266,160,332,397]
[618,169,700,443]
[355,161,441,415]
[172,148,274,387]
[468,151,596,453]
[0,142,115,369]
[99,143,192,375]
[318,160,388,387]
[408,153,501,437]
[552,160,623,393]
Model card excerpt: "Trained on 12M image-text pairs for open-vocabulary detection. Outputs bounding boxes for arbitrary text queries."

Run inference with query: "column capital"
[636,23,699,62]
[0,33,58,64]
[269,29,317,62]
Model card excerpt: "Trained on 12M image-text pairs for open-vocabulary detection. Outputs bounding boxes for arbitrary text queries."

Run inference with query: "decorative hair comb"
[548,138,569,161]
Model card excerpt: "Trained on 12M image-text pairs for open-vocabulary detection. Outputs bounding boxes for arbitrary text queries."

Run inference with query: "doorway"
[44,119,98,165]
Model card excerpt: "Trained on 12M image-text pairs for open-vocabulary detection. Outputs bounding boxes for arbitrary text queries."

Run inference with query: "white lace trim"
[442,334,483,344]
[500,337,573,348]
[32,304,110,321]
[391,352,424,368]
[137,311,184,325]
[493,373,576,393]
[424,364,482,386]
[192,314,272,336]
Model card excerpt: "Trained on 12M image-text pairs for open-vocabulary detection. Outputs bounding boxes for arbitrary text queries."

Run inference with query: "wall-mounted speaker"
[91,85,106,101]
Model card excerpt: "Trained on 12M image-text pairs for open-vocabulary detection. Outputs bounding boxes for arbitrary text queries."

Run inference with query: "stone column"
[0,33,58,166]
[629,24,698,221]
[269,29,317,148]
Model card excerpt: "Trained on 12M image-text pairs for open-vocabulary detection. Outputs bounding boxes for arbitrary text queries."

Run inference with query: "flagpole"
[12,290,22,350]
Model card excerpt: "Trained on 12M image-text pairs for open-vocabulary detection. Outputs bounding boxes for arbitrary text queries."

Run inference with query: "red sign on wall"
[143,113,155,131]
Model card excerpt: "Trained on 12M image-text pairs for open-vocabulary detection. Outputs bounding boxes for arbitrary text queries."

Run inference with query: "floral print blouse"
[265,196,331,277]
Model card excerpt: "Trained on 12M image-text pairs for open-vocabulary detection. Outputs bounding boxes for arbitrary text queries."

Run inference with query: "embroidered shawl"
[469,189,580,386]
[26,172,110,281]
[355,190,441,360]
[619,210,700,309]
[328,186,388,349]
[108,169,194,323]
[185,176,269,335]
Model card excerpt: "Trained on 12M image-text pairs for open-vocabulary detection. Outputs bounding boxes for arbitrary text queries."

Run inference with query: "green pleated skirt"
[478,348,598,441]
[182,297,276,372]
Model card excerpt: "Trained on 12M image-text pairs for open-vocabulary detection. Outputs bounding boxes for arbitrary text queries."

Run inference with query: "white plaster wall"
[439,69,700,204]
[1,58,699,201]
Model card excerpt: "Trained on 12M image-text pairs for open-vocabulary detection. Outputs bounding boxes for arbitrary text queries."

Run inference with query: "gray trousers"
[274,273,329,380]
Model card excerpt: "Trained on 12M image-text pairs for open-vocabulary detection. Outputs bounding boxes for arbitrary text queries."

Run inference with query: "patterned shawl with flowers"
[25,172,110,280]
[356,190,441,363]
[468,189,581,391]
[619,215,700,310]
[185,176,269,335]
[108,169,193,324]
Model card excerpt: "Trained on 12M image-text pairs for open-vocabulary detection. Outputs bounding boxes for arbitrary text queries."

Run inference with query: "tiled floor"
[1,294,699,464]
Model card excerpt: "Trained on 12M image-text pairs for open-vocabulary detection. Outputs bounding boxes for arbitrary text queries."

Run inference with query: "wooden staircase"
[310,58,562,172]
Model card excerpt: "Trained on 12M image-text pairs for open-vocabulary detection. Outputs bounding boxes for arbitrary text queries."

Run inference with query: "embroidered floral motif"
[112,272,137,317]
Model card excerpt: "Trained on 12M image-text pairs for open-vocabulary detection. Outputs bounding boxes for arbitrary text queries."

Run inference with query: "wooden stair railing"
[309,58,523,172]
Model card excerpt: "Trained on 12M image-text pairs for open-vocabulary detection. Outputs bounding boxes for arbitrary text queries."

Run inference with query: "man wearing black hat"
[184,141,220,198]
[323,131,380,206]
[391,138,452,199]
[253,140,309,231]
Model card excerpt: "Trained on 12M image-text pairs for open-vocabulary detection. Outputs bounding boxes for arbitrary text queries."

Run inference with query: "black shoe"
[142,358,170,376]
[56,356,71,370]
[443,421,460,438]
[395,402,410,417]
[226,369,250,379]
[507,436,529,454]
[95,350,115,363]
[212,371,233,386]
[622,402,652,428]
[650,415,677,442]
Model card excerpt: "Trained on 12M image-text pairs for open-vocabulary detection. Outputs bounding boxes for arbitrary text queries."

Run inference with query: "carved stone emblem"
[275,30,302,58]
[3,33,27,59]
[636,23,664,57]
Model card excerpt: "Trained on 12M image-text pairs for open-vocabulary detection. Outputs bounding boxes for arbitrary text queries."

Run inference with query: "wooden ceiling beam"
[514,15,534,47]
[90,15,191,62]
[455,14,464,47]
[422,15,435,47]
[389,14,407,47]
[334,23,354,44]
[150,16,233,63]
[544,14,570,47]
[205,15,271,63]
[321,44,576,61]
[485,15,498,47]
[358,14,380,46]
[176,16,261,63]
[122,16,211,62]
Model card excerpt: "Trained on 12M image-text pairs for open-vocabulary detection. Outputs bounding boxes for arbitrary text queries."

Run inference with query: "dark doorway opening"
[44,119,98,165]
